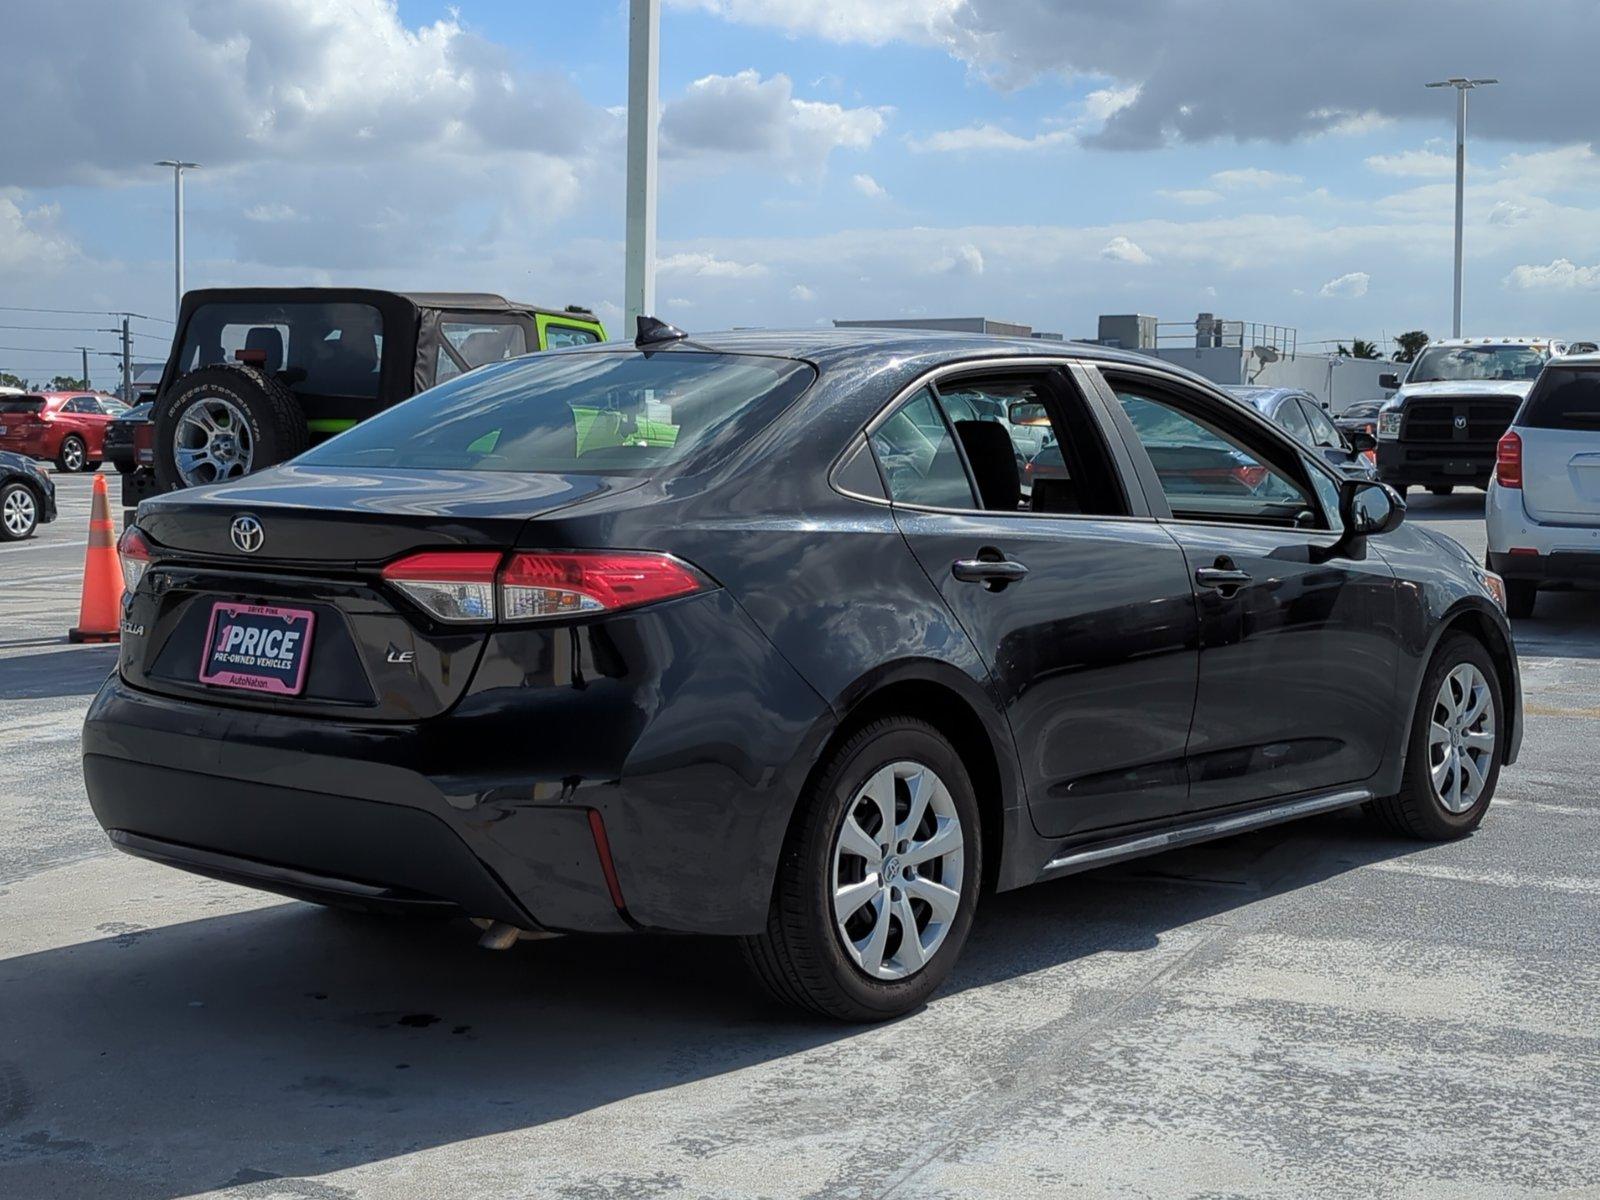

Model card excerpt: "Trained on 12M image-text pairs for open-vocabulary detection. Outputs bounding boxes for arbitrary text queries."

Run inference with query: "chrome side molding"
[1041,788,1372,878]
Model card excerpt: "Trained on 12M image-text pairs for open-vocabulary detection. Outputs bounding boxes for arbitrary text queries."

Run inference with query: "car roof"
[1221,385,1309,411]
[1426,336,1562,348]
[178,286,594,321]
[609,327,1210,382]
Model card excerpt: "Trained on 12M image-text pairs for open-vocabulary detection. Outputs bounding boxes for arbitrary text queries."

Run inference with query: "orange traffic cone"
[68,474,123,644]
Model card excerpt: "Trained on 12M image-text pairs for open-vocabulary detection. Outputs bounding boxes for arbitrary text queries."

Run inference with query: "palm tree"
[1392,331,1430,363]
[1336,339,1383,360]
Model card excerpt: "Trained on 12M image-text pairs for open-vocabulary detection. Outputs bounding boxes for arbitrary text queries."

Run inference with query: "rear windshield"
[297,350,816,475]
[0,398,45,414]
[1521,367,1600,430]
[175,301,385,399]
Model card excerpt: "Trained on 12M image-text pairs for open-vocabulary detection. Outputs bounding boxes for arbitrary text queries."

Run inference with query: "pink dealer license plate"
[198,602,316,696]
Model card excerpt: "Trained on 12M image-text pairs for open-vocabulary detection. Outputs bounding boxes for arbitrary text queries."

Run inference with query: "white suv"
[1486,353,1600,617]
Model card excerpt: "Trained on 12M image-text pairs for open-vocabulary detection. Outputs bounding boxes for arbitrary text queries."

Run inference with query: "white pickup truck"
[1376,338,1569,495]
[1487,352,1600,617]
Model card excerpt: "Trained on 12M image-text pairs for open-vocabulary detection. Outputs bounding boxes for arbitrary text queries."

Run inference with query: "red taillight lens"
[117,526,152,594]
[1495,431,1522,489]
[499,551,711,621]
[380,549,711,624]
[382,551,501,623]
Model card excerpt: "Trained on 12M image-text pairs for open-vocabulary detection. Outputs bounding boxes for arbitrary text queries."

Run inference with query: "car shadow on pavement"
[0,646,116,701]
[0,809,1431,1198]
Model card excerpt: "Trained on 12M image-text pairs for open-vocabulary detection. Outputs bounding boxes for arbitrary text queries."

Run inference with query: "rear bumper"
[82,591,832,935]
[1488,548,1600,588]
[1377,441,1494,488]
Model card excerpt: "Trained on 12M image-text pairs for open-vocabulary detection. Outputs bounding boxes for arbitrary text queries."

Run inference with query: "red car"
[0,392,127,472]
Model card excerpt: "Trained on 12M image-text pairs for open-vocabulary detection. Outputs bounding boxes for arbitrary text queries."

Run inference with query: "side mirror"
[1348,429,1378,453]
[1378,372,1400,391]
[1008,401,1052,427]
[1340,479,1405,537]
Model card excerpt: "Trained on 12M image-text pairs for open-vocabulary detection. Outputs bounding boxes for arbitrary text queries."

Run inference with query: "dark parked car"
[102,401,152,474]
[1224,386,1378,479]
[0,449,57,540]
[86,327,1521,1021]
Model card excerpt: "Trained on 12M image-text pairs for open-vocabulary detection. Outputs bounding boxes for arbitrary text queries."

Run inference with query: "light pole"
[154,160,200,322]
[623,0,659,338]
[1425,78,1497,338]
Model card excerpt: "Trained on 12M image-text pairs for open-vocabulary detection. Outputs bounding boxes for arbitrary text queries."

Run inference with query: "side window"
[869,388,976,509]
[1300,400,1343,449]
[1111,379,1320,528]
[544,323,601,349]
[1274,397,1311,443]
[444,321,527,368]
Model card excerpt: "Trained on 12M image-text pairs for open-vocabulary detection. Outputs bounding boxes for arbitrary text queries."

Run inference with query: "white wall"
[1146,347,1396,414]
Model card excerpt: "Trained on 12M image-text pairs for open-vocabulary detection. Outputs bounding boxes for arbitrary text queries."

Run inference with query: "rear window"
[0,398,45,414]
[176,301,385,399]
[1521,367,1600,430]
[297,351,816,475]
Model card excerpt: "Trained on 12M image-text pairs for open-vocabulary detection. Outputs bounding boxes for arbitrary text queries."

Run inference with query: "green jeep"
[125,287,605,505]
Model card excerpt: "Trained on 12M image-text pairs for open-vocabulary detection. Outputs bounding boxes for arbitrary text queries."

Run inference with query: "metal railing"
[1154,319,1297,357]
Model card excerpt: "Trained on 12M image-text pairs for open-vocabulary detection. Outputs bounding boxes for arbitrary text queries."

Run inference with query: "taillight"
[382,551,501,623]
[499,551,710,621]
[117,526,152,594]
[1495,431,1522,488]
[381,549,711,624]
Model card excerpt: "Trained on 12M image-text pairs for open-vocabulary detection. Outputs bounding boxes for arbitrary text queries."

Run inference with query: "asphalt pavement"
[1,472,1596,1199]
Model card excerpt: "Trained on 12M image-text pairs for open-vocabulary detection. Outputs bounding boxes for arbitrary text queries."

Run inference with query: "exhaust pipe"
[474,919,561,950]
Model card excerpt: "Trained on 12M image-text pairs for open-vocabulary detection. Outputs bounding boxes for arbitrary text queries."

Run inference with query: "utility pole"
[623,0,660,338]
[1425,78,1497,338]
[75,345,91,390]
[98,317,135,401]
[154,160,201,321]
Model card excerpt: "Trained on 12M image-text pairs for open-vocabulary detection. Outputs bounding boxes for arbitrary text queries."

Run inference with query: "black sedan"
[0,449,56,540]
[1224,385,1378,479]
[86,326,1521,1020]
[102,400,152,474]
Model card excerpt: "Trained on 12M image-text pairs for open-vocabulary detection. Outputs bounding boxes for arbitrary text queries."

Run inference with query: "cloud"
[1488,201,1532,226]
[852,173,888,199]
[658,251,770,280]
[790,283,818,301]
[1100,236,1152,265]
[661,70,888,179]
[1504,259,1600,291]
[679,0,1600,148]
[1157,189,1223,205]
[937,244,985,276]
[907,123,1072,153]
[1210,168,1302,190]
[1366,149,1455,177]
[242,203,299,223]
[0,193,80,274]
[1319,271,1370,298]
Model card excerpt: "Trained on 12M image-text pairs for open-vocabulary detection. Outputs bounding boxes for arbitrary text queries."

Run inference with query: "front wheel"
[1367,633,1503,839]
[741,717,982,1021]
[56,435,88,473]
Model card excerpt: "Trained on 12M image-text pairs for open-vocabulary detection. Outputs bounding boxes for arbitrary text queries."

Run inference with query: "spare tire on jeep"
[152,364,309,490]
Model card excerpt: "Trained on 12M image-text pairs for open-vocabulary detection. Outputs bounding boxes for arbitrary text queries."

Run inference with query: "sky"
[5,0,1600,387]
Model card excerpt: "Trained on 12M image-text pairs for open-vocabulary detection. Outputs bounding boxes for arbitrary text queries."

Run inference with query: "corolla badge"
[230,515,265,554]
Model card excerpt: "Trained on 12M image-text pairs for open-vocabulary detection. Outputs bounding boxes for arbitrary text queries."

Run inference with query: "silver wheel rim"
[2,488,34,536]
[174,396,254,485]
[831,760,965,981]
[62,438,83,470]
[1429,663,1496,813]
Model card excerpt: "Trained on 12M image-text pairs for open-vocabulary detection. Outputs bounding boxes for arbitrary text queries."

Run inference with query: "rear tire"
[153,364,308,491]
[55,435,88,473]
[1505,579,1537,619]
[1366,633,1503,840]
[0,482,39,540]
[741,717,982,1021]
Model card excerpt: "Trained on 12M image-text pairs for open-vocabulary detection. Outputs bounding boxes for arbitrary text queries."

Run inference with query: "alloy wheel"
[831,760,965,981]
[2,487,35,537]
[1429,662,1496,813]
[62,439,84,471]
[174,396,255,485]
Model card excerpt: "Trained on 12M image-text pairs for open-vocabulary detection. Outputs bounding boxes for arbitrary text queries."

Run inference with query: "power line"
[0,304,173,324]
[0,322,168,340]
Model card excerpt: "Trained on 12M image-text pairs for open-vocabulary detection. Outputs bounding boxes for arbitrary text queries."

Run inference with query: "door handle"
[952,558,1029,585]
[1195,565,1253,591]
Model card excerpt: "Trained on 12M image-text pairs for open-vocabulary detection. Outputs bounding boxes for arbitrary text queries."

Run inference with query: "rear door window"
[869,388,977,509]
[1522,368,1600,430]
[545,322,601,348]
[176,302,384,399]
[436,320,529,384]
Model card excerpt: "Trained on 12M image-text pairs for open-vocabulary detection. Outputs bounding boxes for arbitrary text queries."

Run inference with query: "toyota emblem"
[230,515,265,554]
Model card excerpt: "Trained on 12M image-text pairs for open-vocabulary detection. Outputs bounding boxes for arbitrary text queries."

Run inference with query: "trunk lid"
[126,465,641,720]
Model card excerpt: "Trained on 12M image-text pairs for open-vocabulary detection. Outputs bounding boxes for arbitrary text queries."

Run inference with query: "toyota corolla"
[85,324,1521,1021]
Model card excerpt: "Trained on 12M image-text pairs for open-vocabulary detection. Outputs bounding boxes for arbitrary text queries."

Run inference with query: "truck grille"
[1401,397,1519,443]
